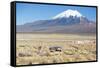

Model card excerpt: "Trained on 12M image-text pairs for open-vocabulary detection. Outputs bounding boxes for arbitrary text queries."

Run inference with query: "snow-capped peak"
[53,9,83,19]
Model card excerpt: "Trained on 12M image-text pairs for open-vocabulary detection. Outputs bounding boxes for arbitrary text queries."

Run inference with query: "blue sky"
[16,3,96,25]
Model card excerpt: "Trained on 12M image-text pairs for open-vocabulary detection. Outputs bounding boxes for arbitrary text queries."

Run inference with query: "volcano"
[17,9,96,34]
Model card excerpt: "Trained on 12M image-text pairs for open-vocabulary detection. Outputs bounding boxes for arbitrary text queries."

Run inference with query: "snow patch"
[53,9,83,19]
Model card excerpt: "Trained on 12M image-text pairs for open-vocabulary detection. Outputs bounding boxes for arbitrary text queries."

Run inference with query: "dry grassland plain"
[16,33,96,65]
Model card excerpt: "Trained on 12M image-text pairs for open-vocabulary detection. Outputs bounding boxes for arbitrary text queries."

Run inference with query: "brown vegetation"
[16,33,96,65]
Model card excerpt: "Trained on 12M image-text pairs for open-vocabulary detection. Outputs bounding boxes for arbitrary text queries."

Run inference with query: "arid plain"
[16,33,96,65]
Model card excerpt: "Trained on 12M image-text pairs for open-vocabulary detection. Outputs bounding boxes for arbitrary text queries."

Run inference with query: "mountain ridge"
[17,9,96,34]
